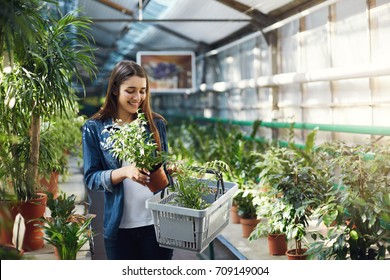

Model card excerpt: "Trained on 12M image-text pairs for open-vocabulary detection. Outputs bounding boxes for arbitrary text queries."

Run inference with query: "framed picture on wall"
[136,51,195,93]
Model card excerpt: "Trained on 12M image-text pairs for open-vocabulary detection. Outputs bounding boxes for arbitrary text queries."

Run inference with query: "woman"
[82,60,173,260]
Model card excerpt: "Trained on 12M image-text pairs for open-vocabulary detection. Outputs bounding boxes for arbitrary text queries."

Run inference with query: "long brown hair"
[92,60,165,151]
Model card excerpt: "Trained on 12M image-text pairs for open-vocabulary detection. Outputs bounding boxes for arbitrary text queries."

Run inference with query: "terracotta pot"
[286,248,308,260]
[39,171,59,199]
[240,218,259,238]
[268,233,287,255]
[17,193,48,251]
[146,165,169,193]
[53,246,61,260]
[230,205,240,224]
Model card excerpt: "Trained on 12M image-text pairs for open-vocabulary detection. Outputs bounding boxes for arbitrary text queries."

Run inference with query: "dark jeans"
[104,225,173,260]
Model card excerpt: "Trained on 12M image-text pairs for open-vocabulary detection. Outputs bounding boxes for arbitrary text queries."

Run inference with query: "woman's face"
[116,75,147,122]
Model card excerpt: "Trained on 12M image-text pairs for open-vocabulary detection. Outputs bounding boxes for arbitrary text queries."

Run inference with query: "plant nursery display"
[104,110,168,192]
[0,3,96,252]
[251,128,332,259]
[307,141,390,260]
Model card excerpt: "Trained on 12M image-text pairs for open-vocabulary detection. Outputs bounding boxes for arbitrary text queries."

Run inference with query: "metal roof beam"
[215,0,273,28]
[269,0,330,19]
[95,0,134,17]
[91,18,252,23]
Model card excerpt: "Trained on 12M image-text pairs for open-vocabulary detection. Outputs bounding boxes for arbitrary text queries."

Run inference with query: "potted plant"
[233,187,259,238]
[230,195,241,224]
[252,128,331,259]
[104,110,169,192]
[0,7,96,251]
[307,141,390,260]
[250,194,288,255]
[38,108,86,198]
[40,192,95,260]
[168,163,214,210]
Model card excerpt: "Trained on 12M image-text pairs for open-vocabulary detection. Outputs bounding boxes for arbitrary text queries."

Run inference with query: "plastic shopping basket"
[145,168,238,253]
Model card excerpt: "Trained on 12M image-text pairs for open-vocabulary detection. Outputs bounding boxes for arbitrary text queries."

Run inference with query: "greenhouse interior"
[1,0,389,262]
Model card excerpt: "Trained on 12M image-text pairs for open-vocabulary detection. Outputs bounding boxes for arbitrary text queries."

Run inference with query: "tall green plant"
[308,141,390,259]
[0,9,96,200]
[0,0,49,64]
[252,128,331,255]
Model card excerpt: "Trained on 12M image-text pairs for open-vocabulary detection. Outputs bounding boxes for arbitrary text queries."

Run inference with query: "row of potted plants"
[167,119,390,260]
[0,0,96,254]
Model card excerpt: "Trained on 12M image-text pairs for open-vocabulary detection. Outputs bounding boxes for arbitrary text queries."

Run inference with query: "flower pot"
[146,165,169,193]
[268,233,287,255]
[286,248,308,260]
[39,171,59,199]
[17,193,47,251]
[240,218,259,238]
[230,205,240,224]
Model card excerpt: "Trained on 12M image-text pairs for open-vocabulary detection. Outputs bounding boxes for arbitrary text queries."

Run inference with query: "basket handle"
[160,165,225,201]
[188,166,225,200]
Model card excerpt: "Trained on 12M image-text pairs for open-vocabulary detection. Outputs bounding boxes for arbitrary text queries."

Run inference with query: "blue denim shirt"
[82,117,168,240]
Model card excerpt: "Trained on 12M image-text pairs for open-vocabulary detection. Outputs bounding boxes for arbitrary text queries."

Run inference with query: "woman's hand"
[111,163,150,186]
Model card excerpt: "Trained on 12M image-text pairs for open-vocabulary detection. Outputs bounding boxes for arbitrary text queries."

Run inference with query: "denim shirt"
[82,117,168,240]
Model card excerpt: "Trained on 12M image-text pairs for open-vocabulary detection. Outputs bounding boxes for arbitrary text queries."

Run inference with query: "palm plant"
[0,0,47,64]
[0,9,96,201]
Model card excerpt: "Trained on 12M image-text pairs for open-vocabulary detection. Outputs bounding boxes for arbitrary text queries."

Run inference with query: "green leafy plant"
[0,9,96,201]
[104,111,164,172]
[40,191,95,260]
[42,214,94,260]
[252,128,331,256]
[46,192,76,220]
[168,120,266,176]
[169,161,229,210]
[233,188,257,219]
[307,141,390,260]
[250,194,286,240]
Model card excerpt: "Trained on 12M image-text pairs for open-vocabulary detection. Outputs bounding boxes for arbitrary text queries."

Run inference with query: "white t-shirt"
[119,161,154,228]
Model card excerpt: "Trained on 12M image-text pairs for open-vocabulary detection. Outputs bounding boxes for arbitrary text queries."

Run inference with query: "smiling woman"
[116,76,147,122]
[82,60,172,260]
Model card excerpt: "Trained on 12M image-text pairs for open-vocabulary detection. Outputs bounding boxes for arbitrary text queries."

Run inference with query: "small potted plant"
[250,194,288,255]
[233,187,259,238]
[104,110,168,192]
[40,192,95,260]
[168,163,213,210]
